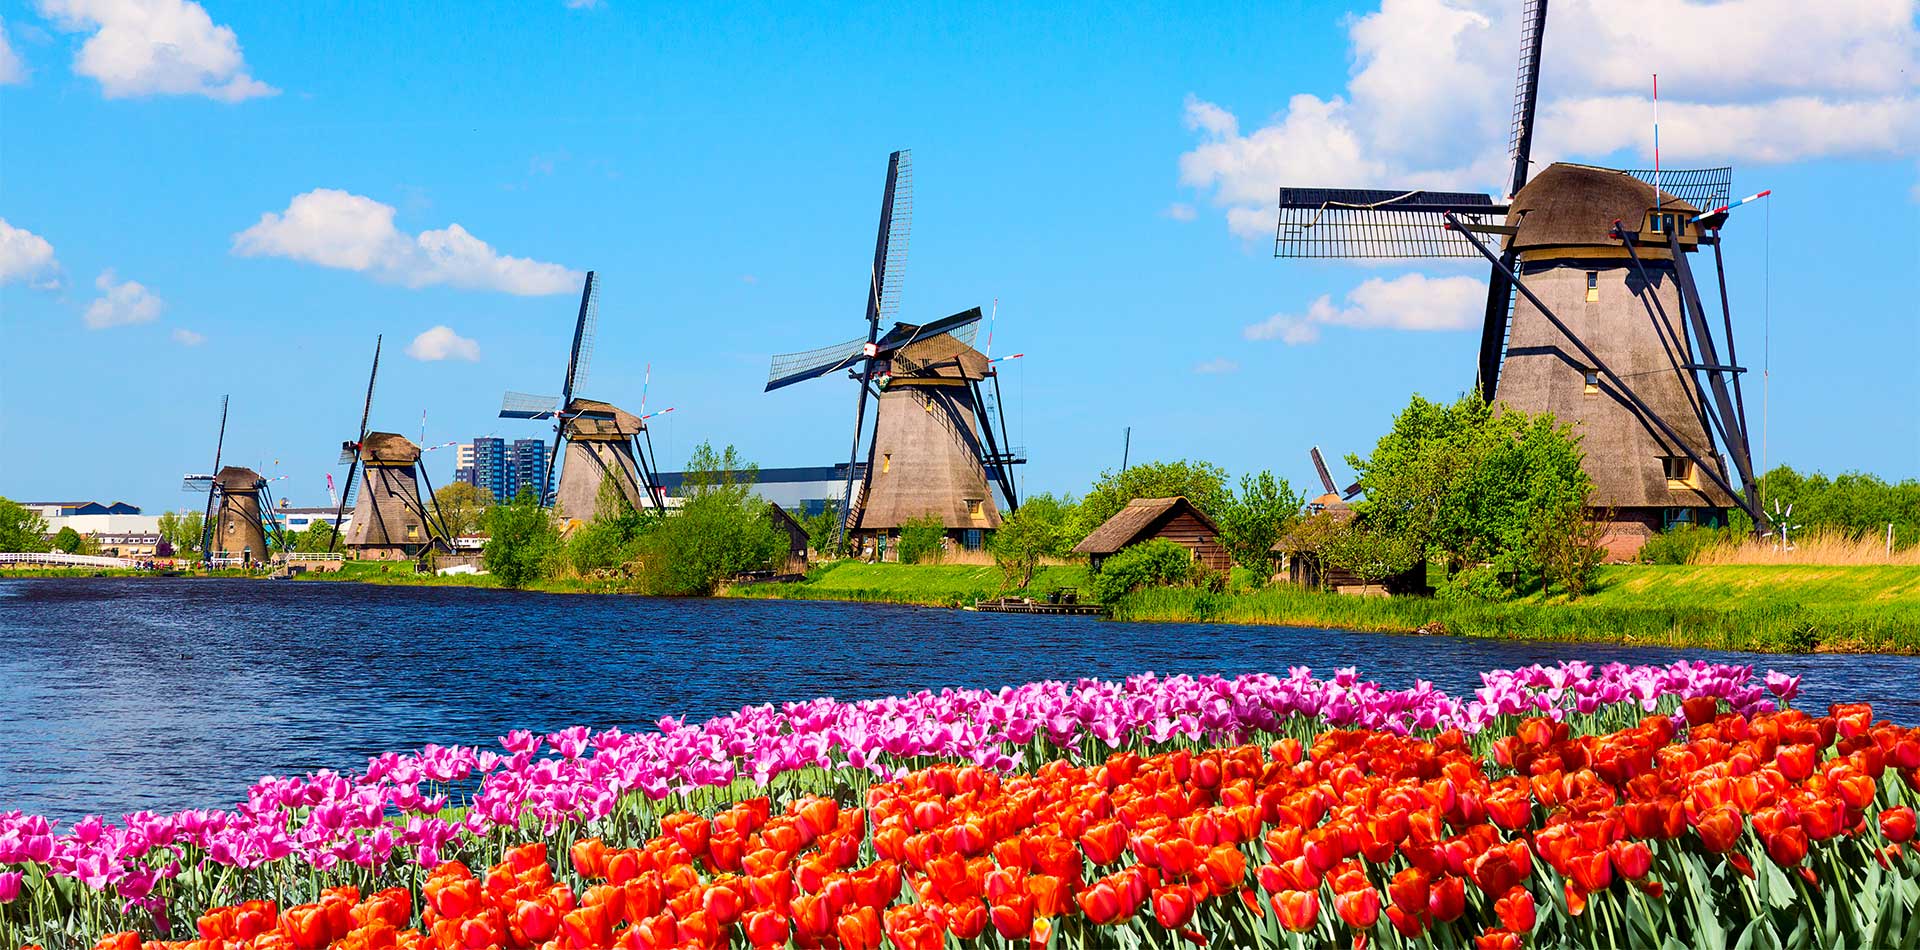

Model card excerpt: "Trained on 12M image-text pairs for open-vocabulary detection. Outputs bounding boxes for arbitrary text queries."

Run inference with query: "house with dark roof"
[1072,496,1232,575]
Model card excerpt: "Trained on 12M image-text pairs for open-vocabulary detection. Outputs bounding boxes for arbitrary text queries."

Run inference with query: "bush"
[482,488,561,588]
[1638,524,1725,565]
[634,443,784,595]
[1090,538,1198,602]
[51,526,83,554]
[990,493,1077,589]
[896,515,947,565]
[1438,565,1508,603]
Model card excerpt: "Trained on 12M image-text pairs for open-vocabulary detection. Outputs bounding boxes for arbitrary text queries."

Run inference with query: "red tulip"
[1334,888,1381,930]
[1494,886,1535,934]
[1428,875,1466,922]
[1272,890,1320,933]
[1882,807,1918,843]
[1153,886,1196,930]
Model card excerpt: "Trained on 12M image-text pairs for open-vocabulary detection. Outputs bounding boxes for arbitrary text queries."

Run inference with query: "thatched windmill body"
[1269,0,1763,557]
[764,150,1023,552]
[501,272,670,526]
[183,396,286,567]
[330,337,453,560]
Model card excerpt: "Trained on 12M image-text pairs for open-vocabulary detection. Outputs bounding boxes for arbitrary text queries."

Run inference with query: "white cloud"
[233,188,581,295]
[1245,274,1485,345]
[564,0,603,8]
[1192,357,1239,374]
[1179,0,1920,234]
[0,218,59,286]
[37,0,276,101]
[406,325,480,362]
[1164,202,1197,221]
[0,19,27,84]
[171,327,203,345]
[84,269,163,328]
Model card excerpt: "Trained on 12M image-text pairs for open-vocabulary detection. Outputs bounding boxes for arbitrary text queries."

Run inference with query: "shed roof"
[1508,163,1698,251]
[1072,496,1220,556]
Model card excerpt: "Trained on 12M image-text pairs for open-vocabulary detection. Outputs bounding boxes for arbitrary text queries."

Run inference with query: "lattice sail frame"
[877,151,912,324]
[1617,167,1732,212]
[1275,188,1503,259]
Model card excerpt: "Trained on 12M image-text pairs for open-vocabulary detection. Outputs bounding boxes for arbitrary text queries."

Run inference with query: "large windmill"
[501,272,671,526]
[183,396,287,567]
[763,150,1022,553]
[329,336,452,560]
[1269,0,1763,557]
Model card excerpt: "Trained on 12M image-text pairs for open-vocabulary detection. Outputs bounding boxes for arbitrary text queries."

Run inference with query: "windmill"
[183,396,287,567]
[1307,446,1362,515]
[331,336,453,560]
[1268,0,1764,557]
[763,149,1023,553]
[500,271,671,525]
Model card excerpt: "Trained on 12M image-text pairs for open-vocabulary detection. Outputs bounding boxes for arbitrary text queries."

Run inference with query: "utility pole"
[1121,427,1131,475]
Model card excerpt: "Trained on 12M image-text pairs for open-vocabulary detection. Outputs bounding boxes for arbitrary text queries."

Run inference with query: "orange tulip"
[1272,889,1319,933]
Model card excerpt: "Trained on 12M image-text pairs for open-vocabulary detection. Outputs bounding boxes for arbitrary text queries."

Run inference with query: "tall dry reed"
[1693,526,1920,565]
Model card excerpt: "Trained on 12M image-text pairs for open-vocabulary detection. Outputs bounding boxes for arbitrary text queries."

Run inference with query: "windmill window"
[882,454,891,474]
[967,499,985,519]
[406,524,419,540]
[1583,369,1600,394]
[1663,457,1695,486]
[1585,271,1599,302]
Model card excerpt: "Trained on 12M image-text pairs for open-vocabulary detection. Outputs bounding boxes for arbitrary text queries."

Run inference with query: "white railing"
[285,552,345,562]
[0,552,139,569]
[208,556,249,568]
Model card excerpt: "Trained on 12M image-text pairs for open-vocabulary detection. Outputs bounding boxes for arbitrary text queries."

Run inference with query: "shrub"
[51,526,83,554]
[990,493,1076,589]
[482,488,561,588]
[896,515,947,565]
[636,443,784,595]
[1438,565,1508,602]
[1090,538,1197,602]
[1637,524,1724,565]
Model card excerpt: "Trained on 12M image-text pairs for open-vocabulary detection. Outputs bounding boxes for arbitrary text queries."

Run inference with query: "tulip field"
[6,661,1920,950]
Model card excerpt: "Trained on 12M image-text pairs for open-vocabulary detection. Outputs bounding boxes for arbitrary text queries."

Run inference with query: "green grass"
[724,561,1094,608]
[1109,563,1920,655]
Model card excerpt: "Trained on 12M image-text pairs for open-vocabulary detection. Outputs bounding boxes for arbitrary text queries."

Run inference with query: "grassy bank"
[293,560,656,595]
[725,561,1093,608]
[1110,564,1920,654]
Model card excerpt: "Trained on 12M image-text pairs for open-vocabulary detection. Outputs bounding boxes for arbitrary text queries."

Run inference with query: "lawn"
[724,561,1093,607]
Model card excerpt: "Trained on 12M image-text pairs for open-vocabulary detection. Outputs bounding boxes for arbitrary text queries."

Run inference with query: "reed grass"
[1693,526,1920,566]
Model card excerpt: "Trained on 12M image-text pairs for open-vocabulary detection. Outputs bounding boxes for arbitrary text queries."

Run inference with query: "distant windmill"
[763,150,1022,551]
[183,396,286,567]
[1268,0,1765,556]
[1308,446,1362,513]
[1770,499,1802,552]
[332,336,452,560]
[500,271,671,524]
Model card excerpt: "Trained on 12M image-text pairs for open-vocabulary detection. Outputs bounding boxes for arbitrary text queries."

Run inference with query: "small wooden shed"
[767,503,810,575]
[1272,493,1424,595]
[1073,496,1233,575]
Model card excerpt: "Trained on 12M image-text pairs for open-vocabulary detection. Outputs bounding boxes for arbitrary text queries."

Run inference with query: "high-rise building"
[470,437,510,503]
[453,442,475,488]
[511,439,548,503]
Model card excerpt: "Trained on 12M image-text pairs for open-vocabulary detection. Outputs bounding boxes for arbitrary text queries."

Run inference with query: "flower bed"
[0,662,1850,949]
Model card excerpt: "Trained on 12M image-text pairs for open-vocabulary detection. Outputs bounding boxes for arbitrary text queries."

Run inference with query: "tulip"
[1882,807,1918,844]
[0,871,21,904]
[1494,886,1536,933]
[1334,888,1381,929]
[1272,890,1319,933]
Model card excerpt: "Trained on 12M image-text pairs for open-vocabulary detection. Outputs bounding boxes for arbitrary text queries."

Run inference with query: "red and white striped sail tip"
[1692,190,1772,223]
[639,407,676,420]
[989,353,1024,363]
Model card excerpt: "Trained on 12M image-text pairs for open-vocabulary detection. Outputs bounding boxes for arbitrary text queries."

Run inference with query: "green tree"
[636,443,784,594]
[433,481,494,540]
[800,501,844,556]
[990,493,1077,589]
[1088,538,1198,602]
[1351,393,1591,591]
[158,510,205,556]
[51,526,84,554]
[1754,466,1920,547]
[1533,499,1607,597]
[0,498,46,552]
[1320,520,1425,594]
[1217,471,1305,577]
[896,515,947,564]
[296,520,339,552]
[568,477,653,575]
[1073,460,1232,542]
[482,487,561,588]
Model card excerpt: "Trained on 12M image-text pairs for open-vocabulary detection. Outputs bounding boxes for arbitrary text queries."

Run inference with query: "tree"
[637,443,784,595]
[0,498,46,552]
[990,493,1077,589]
[801,501,843,556]
[567,477,652,575]
[296,520,339,552]
[1217,471,1304,577]
[896,515,947,564]
[433,482,494,539]
[483,487,560,588]
[1533,500,1607,598]
[158,510,204,556]
[51,526,83,554]
[1073,460,1232,542]
[1320,521,1425,594]
[1351,393,1591,592]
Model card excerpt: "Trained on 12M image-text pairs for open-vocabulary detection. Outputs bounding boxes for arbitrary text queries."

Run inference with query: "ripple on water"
[1,577,1911,820]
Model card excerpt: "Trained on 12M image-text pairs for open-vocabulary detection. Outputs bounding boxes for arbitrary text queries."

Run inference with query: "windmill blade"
[1505,0,1550,197]
[1618,167,1732,210]
[336,443,359,465]
[500,391,563,419]
[873,150,912,324]
[561,271,598,406]
[198,395,229,562]
[182,475,215,493]
[1310,446,1338,495]
[766,336,869,391]
[331,337,380,551]
[1275,188,1503,259]
[1342,481,1363,501]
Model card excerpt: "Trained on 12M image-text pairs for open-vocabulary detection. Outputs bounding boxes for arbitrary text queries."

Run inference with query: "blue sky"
[2,0,1916,512]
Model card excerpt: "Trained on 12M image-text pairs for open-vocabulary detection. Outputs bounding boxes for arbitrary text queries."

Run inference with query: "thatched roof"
[887,332,989,382]
[1508,163,1698,251]
[563,398,645,438]
[359,431,420,463]
[215,466,263,492]
[1073,496,1219,556]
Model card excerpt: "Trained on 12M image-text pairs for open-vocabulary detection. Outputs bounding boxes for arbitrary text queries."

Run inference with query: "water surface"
[3,577,1913,820]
